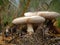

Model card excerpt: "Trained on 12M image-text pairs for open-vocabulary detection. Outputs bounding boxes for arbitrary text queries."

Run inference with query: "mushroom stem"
[27,24,34,35]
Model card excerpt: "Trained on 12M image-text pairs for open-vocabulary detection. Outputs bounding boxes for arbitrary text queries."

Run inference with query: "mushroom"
[12,16,45,35]
[37,11,60,34]
[24,11,60,33]
[37,11,60,19]
[24,11,60,19]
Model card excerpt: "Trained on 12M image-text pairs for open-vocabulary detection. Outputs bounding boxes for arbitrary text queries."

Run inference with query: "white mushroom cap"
[37,11,60,19]
[24,12,37,17]
[12,16,45,24]
[24,11,60,19]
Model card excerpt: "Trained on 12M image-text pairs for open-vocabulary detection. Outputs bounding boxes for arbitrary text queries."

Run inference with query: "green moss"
[57,17,60,27]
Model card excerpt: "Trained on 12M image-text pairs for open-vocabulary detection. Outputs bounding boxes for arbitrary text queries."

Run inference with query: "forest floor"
[0,25,60,45]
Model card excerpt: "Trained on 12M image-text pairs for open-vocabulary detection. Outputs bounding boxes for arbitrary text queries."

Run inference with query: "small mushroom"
[37,11,60,19]
[24,11,60,19]
[37,11,60,33]
[12,16,45,35]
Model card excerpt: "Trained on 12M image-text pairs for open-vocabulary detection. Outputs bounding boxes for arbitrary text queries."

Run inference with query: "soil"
[0,25,60,45]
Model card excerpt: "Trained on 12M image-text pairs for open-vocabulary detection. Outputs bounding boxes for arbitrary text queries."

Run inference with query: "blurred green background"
[0,0,60,30]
